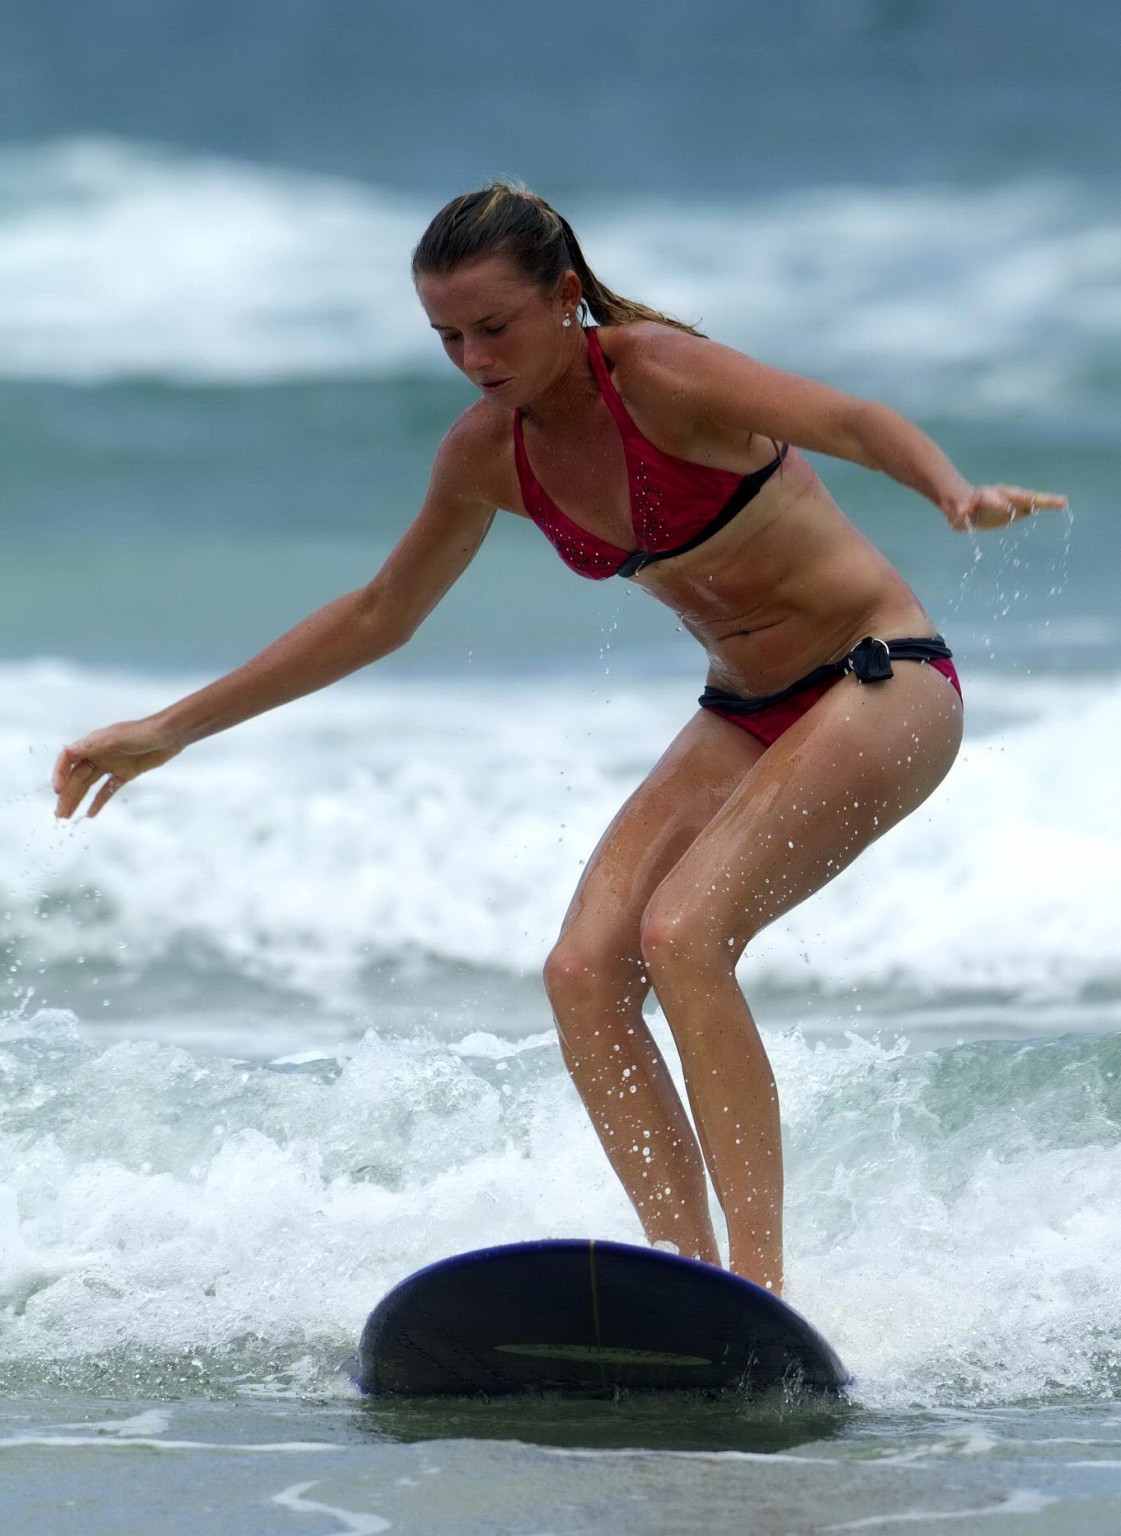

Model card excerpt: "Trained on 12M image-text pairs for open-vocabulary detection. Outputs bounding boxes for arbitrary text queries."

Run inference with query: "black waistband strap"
[699,634,953,717]
[617,444,789,579]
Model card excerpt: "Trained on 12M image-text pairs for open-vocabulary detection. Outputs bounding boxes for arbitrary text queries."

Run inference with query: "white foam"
[52,1409,172,1436]
[3,1016,1121,1410]
[4,658,1119,1014]
[0,1021,632,1374]
[0,1434,341,1452]
[271,1483,391,1534]
[0,138,1117,420]
[777,1027,1121,1408]
[0,1183,82,1311]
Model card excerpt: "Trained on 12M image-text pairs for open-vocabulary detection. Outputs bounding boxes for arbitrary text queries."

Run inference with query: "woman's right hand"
[48,428,499,824]
[53,721,183,820]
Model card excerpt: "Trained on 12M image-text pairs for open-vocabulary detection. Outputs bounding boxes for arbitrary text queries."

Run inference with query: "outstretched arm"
[624,327,1068,531]
[804,393,1068,532]
[53,429,497,819]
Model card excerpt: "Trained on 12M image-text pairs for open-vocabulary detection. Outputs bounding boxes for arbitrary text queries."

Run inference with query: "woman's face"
[416,254,579,407]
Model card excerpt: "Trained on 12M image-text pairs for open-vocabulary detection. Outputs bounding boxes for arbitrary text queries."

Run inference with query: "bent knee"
[542,933,644,1012]
[639,892,744,979]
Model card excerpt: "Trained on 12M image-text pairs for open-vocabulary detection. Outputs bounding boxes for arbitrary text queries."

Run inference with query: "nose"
[461,336,494,377]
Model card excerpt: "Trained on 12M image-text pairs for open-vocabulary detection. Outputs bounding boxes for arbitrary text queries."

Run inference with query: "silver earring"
[562,312,572,329]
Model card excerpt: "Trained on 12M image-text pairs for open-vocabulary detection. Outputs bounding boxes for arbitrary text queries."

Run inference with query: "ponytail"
[412,181,701,336]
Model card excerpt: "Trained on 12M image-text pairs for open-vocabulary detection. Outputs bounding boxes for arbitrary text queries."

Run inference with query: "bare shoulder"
[429,400,512,510]
[597,321,854,456]
[594,322,774,455]
[597,322,751,409]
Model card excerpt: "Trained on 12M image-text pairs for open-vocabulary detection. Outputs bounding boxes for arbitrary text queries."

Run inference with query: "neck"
[520,329,598,426]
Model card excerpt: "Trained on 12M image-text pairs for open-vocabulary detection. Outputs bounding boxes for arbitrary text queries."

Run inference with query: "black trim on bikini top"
[699,635,954,716]
[615,443,789,579]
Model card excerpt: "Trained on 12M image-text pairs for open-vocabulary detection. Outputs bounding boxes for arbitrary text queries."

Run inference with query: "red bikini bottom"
[698,637,962,749]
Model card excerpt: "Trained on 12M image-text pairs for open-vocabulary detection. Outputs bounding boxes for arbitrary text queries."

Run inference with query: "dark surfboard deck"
[357,1238,850,1397]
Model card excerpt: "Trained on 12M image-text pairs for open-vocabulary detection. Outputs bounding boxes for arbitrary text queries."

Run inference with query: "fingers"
[86,774,126,820]
[52,742,87,795]
[51,718,175,820]
[53,750,101,820]
[53,745,127,820]
[1008,489,1067,508]
[949,484,1069,532]
[996,484,1068,508]
[995,484,1069,518]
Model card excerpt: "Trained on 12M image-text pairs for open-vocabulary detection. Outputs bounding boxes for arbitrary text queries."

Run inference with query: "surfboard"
[357,1238,850,1397]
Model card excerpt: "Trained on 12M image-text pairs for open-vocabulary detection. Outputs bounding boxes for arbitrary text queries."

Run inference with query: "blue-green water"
[2,4,1121,1531]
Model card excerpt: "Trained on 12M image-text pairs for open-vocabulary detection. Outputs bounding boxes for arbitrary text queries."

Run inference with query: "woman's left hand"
[946,484,1068,532]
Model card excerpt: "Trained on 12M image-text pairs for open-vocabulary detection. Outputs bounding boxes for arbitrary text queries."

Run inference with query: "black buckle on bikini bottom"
[846,636,894,684]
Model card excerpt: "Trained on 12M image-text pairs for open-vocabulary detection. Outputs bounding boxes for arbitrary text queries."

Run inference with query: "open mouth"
[479,377,511,392]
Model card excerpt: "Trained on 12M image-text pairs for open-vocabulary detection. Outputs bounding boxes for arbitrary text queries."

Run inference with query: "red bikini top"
[513,327,787,580]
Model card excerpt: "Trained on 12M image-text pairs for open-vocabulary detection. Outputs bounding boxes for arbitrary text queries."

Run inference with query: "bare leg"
[543,712,769,1265]
[640,664,963,1290]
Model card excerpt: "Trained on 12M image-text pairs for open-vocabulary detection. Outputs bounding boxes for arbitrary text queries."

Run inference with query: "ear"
[558,268,583,315]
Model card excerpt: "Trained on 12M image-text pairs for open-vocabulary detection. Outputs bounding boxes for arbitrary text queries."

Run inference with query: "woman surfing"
[53,183,1065,1293]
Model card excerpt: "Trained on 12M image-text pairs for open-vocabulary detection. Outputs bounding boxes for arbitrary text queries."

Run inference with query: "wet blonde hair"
[412,181,701,335]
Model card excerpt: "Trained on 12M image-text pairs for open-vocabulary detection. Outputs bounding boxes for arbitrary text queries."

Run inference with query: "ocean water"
[3,4,1121,1530]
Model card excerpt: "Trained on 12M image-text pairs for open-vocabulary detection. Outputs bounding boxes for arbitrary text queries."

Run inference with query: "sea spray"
[3,1009,1121,1408]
